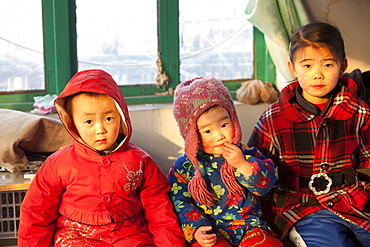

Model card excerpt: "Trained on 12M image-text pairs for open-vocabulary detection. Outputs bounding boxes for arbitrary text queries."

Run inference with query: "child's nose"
[313,68,324,80]
[216,131,225,141]
[96,123,107,134]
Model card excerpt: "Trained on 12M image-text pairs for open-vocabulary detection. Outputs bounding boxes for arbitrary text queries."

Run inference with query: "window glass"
[76,0,157,86]
[179,0,253,81]
[0,0,44,92]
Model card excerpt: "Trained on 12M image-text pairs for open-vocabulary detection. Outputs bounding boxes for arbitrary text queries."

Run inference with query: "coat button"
[102,194,111,204]
[102,158,111,167]
[327,201,334,207]
[320,162,329,171]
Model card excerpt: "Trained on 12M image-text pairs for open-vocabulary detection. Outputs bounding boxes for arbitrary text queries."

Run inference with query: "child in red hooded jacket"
[18,69,185,247]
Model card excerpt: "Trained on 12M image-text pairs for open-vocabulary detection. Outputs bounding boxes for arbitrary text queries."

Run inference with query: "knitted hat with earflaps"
[173,76,245,208]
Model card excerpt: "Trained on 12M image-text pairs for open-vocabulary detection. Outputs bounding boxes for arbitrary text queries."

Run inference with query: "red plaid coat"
[248,77,370,239]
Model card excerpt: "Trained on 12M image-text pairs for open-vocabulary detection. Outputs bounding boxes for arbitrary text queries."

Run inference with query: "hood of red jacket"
[54,69,132,153]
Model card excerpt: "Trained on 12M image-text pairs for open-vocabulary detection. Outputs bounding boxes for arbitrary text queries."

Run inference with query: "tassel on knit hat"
[173,76,245,207]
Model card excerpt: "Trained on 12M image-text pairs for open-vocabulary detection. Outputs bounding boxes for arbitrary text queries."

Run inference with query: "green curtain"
[245,0,310,82]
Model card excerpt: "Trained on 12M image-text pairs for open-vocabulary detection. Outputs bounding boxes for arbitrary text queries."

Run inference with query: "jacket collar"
[279,77,360,123]
[295,84,338,116]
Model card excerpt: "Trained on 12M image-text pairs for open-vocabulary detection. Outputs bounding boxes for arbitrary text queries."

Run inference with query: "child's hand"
[222,143,252,176]
[194,226,217,247]
[221,143,246,168]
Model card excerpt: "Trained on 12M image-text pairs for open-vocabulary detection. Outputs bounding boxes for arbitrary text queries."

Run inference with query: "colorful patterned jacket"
[167,144,277,246]
[248,77,370,239]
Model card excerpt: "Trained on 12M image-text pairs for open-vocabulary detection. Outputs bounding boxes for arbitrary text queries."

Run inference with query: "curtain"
[245,0,310,83]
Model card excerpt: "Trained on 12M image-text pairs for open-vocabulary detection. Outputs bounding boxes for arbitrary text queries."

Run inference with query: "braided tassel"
[188,167,217,208]
[220,162,245,197]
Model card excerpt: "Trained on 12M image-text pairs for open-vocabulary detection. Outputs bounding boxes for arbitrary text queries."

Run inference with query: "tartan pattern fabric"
[248,77,370,238]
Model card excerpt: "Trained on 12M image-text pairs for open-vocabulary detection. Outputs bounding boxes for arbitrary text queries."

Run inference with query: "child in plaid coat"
[248,22,370,246]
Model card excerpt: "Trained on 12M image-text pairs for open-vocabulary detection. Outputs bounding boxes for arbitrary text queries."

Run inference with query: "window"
[179,0,253,81]
[0,0,44,92]
[76,0,158,86]
[0,0,275,111]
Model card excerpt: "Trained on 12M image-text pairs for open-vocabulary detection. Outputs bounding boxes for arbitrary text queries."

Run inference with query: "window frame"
[0,0,275,111]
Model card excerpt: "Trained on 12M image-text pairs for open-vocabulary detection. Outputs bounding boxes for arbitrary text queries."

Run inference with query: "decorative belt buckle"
[308,173,332,195]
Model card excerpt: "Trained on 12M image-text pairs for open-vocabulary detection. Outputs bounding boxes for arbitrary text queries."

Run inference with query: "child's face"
[196,106,235,155]
[71,94,121,151]
[288,45,348,105]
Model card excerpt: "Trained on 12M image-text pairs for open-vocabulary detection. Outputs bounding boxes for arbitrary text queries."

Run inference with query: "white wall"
[128,103,271,174]
[277,0,370,90]
[302,0,370,73]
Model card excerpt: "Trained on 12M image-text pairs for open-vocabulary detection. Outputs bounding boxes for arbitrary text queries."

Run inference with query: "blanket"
[0,109,72,173]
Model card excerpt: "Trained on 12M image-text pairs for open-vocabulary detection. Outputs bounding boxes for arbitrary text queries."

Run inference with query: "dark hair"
[64,92,104,117]
[289,22,346,63]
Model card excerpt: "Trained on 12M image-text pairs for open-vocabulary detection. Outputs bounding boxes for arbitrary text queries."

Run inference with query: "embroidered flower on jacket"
[256,176,270,189]
[238,205,252,219]
[249,160,261,175]
[200,205,213,215]
[227,224,241,231]
[213,205,223,215]
[174,171,190,184]
[183,191,191,198]
[223,212,236,220]
[231,218,245,226]
[183,224,196,242]
[182,160,193,170]
[174,199,184,212]
[225,194,242,208]
[205,166,214,176]
[122,162,143,191]
[212,184,226,197]
[184,209,203,222]
[171,183,182,195]
[211,161,218,169]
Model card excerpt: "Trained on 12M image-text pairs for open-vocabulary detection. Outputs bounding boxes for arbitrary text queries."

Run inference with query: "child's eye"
[221,123,228,128]
[106,116,113,121]
[324,63,333,67]
[204,130,211,134]
[303,64,311,68]
[85,120,92,124]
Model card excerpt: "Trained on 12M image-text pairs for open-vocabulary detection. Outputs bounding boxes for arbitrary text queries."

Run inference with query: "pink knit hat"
[173,76,244,207]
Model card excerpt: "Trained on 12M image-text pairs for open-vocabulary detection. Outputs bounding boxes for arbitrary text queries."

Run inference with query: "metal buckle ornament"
[308,173,332,195]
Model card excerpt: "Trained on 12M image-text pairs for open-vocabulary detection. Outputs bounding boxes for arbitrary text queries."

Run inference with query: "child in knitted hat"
[168,77,282,247]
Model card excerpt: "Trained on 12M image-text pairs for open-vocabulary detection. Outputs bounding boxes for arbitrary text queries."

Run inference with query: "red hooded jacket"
[18,70,185,246]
